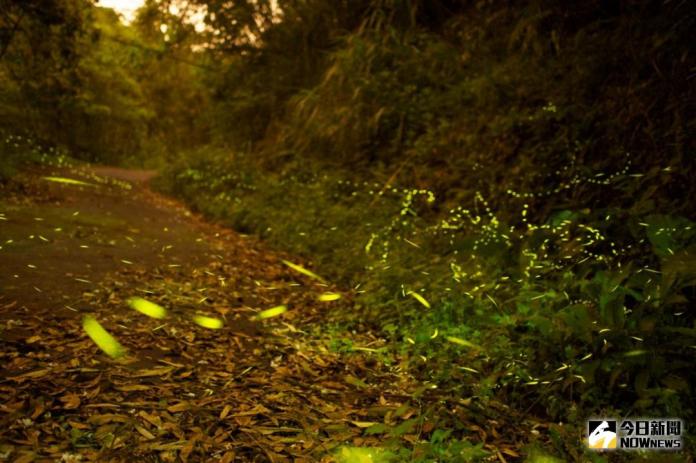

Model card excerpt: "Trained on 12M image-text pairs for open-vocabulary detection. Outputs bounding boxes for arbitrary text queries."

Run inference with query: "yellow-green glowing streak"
[83,316,126,358]
[318,292,341,301]
[282,260,325,282]
[192,315,223,329]
[43,176,96,187]
[128,297,167,319]
[408,291,430,309]
[255,305,287,320]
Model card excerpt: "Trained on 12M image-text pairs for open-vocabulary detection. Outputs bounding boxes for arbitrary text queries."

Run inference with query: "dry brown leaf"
[167,402,190,413]
[179,438,197,463]
[232,404,271,416]
[84,403,121,409]
[501,448,520,457]
[13,453,36,463]
[29,402,45,420]
[139,411,162,428]
[115,384,151,392]
[147,441,187,451]
[88,414,130,425]
[234,416,252,426]
[60,393,81,409]
[350,421,379,428]
[135,424,156,440]
[68,421,90,430]
[132,367,174,377]
[9,369,52,382]
[219,404,232,420]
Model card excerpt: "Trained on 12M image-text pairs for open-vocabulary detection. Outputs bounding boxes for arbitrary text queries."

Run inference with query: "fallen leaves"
[134,423,156,440]
[130,367,175,378]
[59,393,81,410]
[0,167,527,462]
[7,368,53,382]
[166,402,191,413]
[219,404,233,420]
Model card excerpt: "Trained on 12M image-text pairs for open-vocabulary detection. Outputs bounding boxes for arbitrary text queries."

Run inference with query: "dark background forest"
[1,0,694,460]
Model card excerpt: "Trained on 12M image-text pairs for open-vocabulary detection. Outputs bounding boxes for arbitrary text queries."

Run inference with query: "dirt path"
[0,165,522,462]
[1,165,233,317]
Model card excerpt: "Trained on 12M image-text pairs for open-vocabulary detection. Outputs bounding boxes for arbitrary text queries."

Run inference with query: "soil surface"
[0,165,523,462]
[1,165,221,318]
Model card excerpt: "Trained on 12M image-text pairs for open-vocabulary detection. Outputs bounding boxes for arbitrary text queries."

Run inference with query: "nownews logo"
[588,418,682,451]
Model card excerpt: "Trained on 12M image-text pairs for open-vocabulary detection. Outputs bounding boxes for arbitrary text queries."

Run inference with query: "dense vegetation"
[2,0,694,460]
[0,0,208,168]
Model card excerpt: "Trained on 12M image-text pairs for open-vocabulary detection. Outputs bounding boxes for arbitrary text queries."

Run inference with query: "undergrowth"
[155,146,695,460]
[0,132,73,183]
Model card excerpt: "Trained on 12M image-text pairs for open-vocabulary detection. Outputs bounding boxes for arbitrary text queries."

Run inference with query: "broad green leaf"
[391,418,418,436]
[82,316,126,358]
[644,214,695,257]
[593,271,627,329]
[128,297,167,319]
[364,423,389,435]
[558,305,593,343]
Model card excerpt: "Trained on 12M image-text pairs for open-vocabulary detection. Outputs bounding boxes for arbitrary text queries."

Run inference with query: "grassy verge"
[154,146,695,460]
[0,132,74,183]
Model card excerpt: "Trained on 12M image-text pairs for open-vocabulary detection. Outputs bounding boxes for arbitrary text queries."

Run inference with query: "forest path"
[0,164,522,462]
[0,165,235,317]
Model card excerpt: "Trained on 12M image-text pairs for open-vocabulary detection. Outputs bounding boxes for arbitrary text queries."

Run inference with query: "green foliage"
[0,0,88,140]
[413,430,489,463]
[524,447,566,463]
[4,0,695,458]
[0,132,72,182]
[197,0,694,221]
[149,0,696,455]
[0,0,210,165]
[157,142,696,457]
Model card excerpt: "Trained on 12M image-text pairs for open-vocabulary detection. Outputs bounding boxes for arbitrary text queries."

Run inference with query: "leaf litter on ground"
[0,167,532,462]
